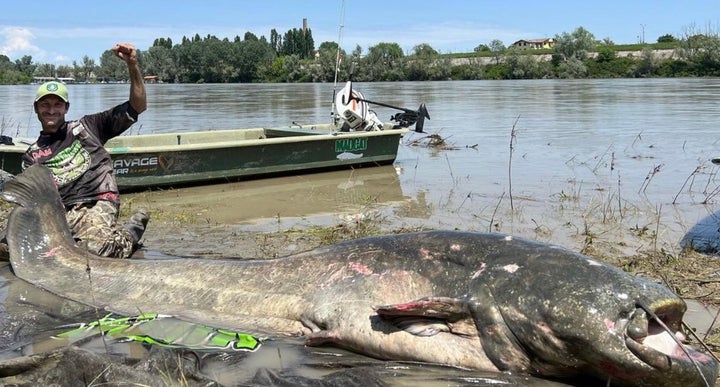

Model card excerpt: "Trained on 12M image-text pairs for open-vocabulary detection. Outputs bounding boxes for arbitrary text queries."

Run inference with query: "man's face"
[34,95,68,133]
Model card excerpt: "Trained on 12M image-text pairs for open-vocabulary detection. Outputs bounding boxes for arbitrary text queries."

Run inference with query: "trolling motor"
[334,64,430,133]
[392,103,430,133]
[364,99,430,133]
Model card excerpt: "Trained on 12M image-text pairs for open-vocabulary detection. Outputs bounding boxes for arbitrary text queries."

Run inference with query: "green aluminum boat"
[0,124,409,191]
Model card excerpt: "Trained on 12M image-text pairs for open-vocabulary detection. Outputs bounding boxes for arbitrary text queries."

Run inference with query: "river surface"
[0,79,719,385]
[3,79,720,247]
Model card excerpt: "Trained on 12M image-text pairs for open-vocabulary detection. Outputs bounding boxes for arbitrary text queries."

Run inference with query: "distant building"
[32,76,76,84]
[511,38,556,50]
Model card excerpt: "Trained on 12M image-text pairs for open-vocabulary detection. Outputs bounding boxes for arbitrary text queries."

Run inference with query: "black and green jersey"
[22,102,139,206]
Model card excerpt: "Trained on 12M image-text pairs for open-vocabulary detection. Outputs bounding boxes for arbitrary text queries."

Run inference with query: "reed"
[507,116,519,211]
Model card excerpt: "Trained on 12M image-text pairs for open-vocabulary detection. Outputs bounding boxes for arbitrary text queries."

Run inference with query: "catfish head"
[376,235,718,386]
[470,239,718,386]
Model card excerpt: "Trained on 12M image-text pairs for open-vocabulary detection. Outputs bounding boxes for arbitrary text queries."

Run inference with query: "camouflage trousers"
[65,201,136,259]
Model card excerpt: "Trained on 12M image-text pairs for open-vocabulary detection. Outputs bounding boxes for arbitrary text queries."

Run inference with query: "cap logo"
[46,83,59,92]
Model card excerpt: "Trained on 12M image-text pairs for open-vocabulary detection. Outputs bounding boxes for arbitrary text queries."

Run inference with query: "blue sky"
[0,0,717,64]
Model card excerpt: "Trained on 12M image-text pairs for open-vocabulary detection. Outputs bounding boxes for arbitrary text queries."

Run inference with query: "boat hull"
[0,125,406,191]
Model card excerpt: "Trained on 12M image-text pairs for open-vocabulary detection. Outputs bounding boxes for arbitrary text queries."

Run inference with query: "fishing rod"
[330,0,346,126]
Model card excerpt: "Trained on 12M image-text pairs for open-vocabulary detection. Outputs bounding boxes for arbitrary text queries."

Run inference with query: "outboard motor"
[335,81,384,131]
[332,62,429,132]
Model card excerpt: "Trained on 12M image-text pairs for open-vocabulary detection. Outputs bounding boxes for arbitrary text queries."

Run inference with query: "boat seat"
[264,128,324,138]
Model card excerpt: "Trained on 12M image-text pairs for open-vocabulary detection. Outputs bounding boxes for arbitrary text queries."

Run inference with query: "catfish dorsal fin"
[374,296,479,337]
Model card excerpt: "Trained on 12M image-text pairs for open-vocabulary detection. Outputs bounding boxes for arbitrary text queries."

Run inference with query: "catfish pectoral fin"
[374,296,478,337]
[386,317,450,336]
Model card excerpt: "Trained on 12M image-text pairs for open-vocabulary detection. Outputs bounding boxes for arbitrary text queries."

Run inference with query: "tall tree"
[365,42,404,66]
[14,55,36,77]
[72,56,96,82]
[411,43,438,58]
[280,28,315,59]
[270,29,281,54]
[676,23,720,75]
[0,54,12,71]
[145,45,177,82]
[489,39,506,64]
[553,26,596,62]
[34,63,56,77]
[311,41,344,82]
[153,37,173,49]
[0,55,28,84]
[96,49,128,81]
[232,38,275,82]
[657,34,676,43]
[359,42,405,81]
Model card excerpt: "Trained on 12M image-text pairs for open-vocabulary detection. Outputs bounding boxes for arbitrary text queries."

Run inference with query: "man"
[21,42,149,258]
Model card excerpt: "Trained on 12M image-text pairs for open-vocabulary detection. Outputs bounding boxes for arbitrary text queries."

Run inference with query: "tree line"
[1,25,719,84]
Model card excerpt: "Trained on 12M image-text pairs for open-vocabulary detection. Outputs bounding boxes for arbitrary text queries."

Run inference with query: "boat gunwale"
[0,127,409,155]
[107,128,407,154]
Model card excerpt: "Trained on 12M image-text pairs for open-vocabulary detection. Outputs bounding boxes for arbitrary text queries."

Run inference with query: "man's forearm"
[128,63,147,114]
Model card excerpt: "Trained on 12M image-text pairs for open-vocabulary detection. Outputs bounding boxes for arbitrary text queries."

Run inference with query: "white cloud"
[0,25,164,63]
[0,26,42,57]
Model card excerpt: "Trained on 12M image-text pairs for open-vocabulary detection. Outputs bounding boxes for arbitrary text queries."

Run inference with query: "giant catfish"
[2,164,718,386]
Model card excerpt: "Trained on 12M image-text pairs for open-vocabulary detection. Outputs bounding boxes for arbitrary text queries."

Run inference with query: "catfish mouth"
[623,300,717,384]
